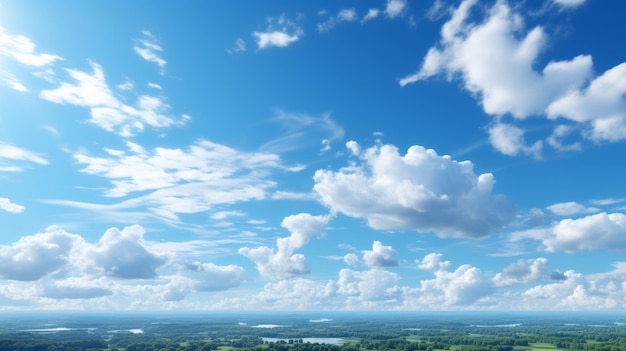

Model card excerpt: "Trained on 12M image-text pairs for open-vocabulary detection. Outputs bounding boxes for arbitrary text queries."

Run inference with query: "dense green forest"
[0,314,625,351]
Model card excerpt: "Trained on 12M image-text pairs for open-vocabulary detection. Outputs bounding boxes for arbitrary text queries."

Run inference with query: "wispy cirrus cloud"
[227,38,246,54]
[317,8,358,33]
[133,30,166,73]
[258,110,344,154]
[0,26,63,67]
[40,62,189,136]
[3,73,28,92]
[48,140,284,222]
[361,9,380,23]
[546,201,600,216]
[0,142,48,172]
[552,0,587,9]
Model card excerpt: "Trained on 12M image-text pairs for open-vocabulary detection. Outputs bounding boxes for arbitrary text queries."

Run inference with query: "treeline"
[0,338,106,351]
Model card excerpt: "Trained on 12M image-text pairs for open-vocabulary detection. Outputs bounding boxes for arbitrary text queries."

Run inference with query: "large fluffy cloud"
[362,241,398,268]
[546,63,626,142]
[0,225,168,283]
[336,268,400,304]
[522,270,619,310]
[416,253,492,305]
[0,227,80,281]
[239,213,330,279]
[400,0,592,117]
[82,225,167,279]
[314,142,514,238]
[181,262,246,291]
[516,212,626,253]
[401,0,626,153]
[343,241,399,268]
[492,258,549,287]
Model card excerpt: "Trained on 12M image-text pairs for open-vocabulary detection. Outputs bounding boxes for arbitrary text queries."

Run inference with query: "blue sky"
[1,0,626,311]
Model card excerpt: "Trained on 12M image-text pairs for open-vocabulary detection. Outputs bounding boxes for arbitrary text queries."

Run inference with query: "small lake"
[108,329,144,334]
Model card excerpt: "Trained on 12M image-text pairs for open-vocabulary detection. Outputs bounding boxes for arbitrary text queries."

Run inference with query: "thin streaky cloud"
[0,26,63,66]
[0,143,48,166]
[134,30,166,72]
[362,9,380,23]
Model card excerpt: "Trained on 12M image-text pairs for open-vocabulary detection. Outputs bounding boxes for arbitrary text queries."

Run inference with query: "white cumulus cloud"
[493,258,549,287]
[546,63,626,142]
[488,122,542,158]
[0,227,81,281]
[239,213,330,279]
[401,0,626,153]
[385,0,407,19]
[81,225,167,279]
[416,253,451,272]
[336,268,401,302]
[180,262,246,292]
[417,253,492,305]
[254,14,303,50]
[362,241,398,268]
[313,142,514,238]
[401,0,592,117]
[515,212,626,253]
